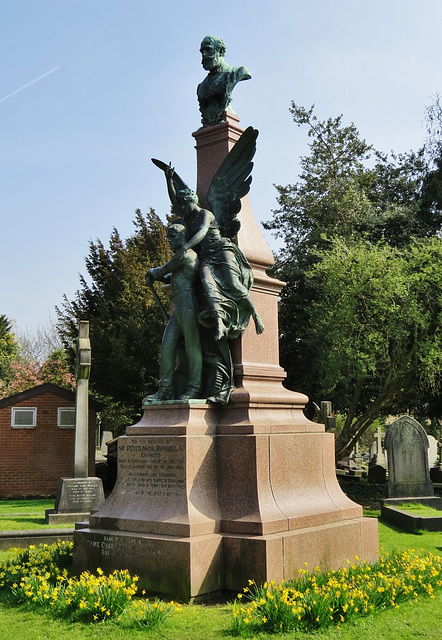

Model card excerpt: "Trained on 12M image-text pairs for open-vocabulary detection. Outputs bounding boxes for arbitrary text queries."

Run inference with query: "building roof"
[0,383,102,411]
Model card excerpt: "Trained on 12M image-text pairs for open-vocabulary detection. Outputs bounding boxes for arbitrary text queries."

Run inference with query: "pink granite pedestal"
[73,114,378,600]
[73,402,378,600]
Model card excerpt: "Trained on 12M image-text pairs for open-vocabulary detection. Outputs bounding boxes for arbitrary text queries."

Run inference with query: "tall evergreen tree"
[56,209,171,430]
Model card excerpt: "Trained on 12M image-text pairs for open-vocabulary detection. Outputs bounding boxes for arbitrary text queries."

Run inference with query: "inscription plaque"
[88,433,219,538]
[117,437,186,499]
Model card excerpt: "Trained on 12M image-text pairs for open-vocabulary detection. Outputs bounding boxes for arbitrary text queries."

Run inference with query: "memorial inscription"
[64,479,101,508]
[117,438,186,499]
[85,535,160,559]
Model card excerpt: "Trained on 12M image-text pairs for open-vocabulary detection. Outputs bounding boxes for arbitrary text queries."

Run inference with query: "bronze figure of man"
[144,224,202,403]
[197,35,251,127]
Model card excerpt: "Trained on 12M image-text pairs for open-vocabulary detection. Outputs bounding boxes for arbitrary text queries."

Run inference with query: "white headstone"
[428,435,438,469]
[100,431,113,456]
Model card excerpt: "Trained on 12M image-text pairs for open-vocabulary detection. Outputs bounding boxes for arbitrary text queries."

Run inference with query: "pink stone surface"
[360,516,380,563]
[217,434,287,535]
[270,433,355,530]
[221,515,379,591]
[282,519,366,576]
[222,535,284,590]
[73,528,223,600]
[126,402,216,435]
[90,434,220,537]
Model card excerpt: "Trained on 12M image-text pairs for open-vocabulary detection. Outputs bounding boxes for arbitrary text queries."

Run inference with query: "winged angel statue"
[145,127,264,405]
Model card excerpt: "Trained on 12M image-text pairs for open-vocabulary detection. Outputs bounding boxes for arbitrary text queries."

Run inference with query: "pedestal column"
[193,115,313,416]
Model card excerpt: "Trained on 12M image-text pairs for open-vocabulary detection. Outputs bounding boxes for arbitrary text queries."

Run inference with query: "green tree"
[265,103,434,257]
[308,237,442,459]
[56,209,171,431]
[265,103,442,454]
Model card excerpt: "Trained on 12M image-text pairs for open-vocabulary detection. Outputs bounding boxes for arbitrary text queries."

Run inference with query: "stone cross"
[374,426,387,465]
[74,321,91,478]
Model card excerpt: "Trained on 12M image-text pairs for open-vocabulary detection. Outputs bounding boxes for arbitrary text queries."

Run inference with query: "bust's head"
[200,35,226,72]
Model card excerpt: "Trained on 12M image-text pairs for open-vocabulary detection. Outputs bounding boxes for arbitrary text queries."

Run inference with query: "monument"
[384,416,434,499]
[46,321,104,524]
[73,37,378,601]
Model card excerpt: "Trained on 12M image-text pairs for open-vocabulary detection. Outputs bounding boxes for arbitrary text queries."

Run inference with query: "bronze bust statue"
[197,35,251,127]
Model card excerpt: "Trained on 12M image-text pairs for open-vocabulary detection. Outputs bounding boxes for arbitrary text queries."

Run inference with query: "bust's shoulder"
[234,65,251,81]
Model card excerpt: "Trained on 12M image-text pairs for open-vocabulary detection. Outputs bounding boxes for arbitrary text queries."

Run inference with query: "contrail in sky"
[0,66,60,104]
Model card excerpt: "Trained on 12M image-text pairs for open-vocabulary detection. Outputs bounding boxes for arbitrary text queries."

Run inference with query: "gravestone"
[373,427,387,467]
[368,427,387,483]
[315,401,336,430]
[384,416,433,498]
[46,321,104,524]
[427,435,438,469]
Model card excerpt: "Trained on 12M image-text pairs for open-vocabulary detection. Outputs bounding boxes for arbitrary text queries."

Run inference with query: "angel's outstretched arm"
[165,167,179,209]
[182,209,213,252]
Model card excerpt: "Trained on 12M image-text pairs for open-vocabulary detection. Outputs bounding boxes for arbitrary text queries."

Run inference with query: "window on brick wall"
[57,407,76,428]
[11,407,37,428]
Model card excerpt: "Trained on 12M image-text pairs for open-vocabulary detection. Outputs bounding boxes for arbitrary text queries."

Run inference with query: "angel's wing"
[151,158,191,218]
[206,126,258,239]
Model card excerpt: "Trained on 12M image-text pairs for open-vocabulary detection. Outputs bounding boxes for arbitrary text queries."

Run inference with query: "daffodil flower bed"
[231,549,442,635]
[0,541,73,588]
[0,541,181,628]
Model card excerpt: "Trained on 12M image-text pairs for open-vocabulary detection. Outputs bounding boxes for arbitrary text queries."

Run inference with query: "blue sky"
[2,0,442,332]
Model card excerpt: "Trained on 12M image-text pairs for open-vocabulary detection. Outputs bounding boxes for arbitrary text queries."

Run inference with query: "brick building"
[0,383,99,497]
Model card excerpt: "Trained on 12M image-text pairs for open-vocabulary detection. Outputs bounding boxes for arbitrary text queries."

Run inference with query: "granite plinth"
[88,430,220,537]
[222,517,379,591]
[73,528,223,602]
[73,403,379,600]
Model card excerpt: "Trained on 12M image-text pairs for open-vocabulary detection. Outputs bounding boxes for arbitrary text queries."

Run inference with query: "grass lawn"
[0,508,441,639]
[378,518,442,556]
[1,586,442,640]
[0,499,74,531]
[393,503,442,517]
